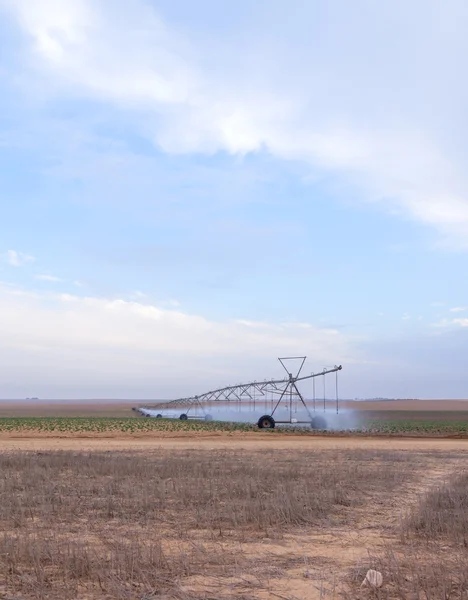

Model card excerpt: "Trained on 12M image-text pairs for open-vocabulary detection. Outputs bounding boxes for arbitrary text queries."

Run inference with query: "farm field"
[0,417,259,434]
[0,401,138,417]
[1,406,468,598]
[0,444,467,599]
[1,398,468,418]
[0,411,468,437]
[1,403,467,597]
[358,410,468,434]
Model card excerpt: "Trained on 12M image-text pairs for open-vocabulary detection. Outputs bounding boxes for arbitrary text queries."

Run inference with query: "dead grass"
[348,470,468,600]
[0,450,418,532]
[0,448,421,599]
[404,471,468,546]
[353,547,468,599]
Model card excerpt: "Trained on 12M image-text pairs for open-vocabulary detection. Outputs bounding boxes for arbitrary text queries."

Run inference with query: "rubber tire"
[156,414,163,419]
[204,414,213,421]
[145,414,151,418]
[257,415,275,429]
[179,413,188,421]
[311,416,327,430]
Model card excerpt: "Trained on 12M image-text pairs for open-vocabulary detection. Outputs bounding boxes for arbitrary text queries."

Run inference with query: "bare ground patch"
[347,467,468,599]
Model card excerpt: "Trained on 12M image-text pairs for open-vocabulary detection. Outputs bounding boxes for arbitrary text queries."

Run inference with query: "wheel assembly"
[156,414,163,419]
[179,413,188,421]
[257,415,275,429]
[204,414,213,421]
[311,415,327,430]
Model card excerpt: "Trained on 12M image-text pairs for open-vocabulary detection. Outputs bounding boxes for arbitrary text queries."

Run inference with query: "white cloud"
[35,274,62,282]
[0,283,357,397]
[4,250,35,267]
[3,0,196,105]
[431,317,468,329]
[3,0,468,245]
[450,307,468,313]
[431,318,450,328]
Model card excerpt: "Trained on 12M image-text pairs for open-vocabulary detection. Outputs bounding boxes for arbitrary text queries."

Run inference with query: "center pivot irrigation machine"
[137,357,343,430]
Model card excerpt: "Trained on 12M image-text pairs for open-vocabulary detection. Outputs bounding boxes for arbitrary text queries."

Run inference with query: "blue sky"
[0,0,467,399]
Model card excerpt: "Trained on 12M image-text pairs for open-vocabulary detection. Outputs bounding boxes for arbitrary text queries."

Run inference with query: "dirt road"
[1,431,468,452]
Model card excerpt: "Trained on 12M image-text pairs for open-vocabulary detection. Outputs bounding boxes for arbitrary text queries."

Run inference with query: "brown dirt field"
[1,398,468,417]
[1,431,468,452]
[342,399,468,411]
[0,401,138,417]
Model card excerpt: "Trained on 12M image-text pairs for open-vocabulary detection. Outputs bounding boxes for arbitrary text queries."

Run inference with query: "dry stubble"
[0,448,436,600]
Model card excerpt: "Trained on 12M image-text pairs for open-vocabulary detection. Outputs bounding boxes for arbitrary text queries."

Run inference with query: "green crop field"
[356,410,468,435]
[363,419,468,435]
[0,417,259,434]
[0,414,467,435]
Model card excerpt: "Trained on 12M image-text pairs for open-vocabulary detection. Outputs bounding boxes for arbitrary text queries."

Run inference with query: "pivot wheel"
[311,416,327,430]
[179,413,188,421]
[156,414,163,419]
[204,414,213,421]
[257,415,275,429]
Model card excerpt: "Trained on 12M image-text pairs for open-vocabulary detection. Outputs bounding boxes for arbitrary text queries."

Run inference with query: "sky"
[0,0,467,399]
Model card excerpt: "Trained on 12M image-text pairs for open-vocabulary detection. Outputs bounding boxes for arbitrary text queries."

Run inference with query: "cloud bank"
[3,0,468,244]
[0,283,356,398]
[4,250,35,267]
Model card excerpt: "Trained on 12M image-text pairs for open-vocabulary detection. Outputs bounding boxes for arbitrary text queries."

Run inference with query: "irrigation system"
[137,357,343,429]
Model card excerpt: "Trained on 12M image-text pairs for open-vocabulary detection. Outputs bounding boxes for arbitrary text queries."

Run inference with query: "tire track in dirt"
[272,454,466,600]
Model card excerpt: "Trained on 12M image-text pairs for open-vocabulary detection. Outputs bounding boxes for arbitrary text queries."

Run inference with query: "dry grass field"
[0,438,467,599]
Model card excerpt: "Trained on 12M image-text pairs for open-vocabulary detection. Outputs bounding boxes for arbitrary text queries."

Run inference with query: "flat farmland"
[0,414,468,436]
[342,399,468,411]
[1,398,468,419]
[1,401,468,437]
[0,401,138,417]
[1,400,468,598]
[357,410,468,420]
[355,409,468,435]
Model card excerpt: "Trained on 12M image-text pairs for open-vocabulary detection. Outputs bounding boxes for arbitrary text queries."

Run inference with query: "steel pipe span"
[137,358,343,429]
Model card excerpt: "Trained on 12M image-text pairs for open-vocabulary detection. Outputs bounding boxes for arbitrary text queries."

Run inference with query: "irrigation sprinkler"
[139,357,343,429]
[253,358,342,429]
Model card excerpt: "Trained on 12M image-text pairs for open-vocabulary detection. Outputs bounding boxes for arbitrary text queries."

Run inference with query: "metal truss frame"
[141,357,342,425]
